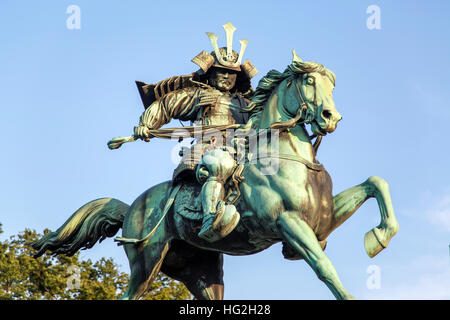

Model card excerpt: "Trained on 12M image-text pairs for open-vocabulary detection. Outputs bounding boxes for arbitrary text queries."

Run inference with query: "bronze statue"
[31,23,399,300]
[131,22,257,242]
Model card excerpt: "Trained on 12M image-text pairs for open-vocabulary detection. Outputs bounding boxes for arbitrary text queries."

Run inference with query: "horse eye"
[306,77,314,85]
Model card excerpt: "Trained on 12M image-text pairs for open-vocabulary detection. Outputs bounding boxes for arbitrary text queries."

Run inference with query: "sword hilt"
[107,135,137,150]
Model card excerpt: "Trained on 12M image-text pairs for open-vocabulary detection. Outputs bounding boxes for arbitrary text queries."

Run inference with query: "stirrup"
[198,202,240,243]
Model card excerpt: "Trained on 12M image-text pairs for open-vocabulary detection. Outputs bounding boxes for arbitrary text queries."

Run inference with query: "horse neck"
[257,80,292,130]
[257,81,316,162]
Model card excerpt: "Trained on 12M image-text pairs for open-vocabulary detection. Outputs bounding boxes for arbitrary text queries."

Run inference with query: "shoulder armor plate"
[136,73,198,109]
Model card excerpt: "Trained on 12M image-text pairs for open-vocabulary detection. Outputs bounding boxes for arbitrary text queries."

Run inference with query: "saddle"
[173,181,203,221]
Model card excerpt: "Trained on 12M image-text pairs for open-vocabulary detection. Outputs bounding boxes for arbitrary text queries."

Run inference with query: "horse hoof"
[364,228,385,258]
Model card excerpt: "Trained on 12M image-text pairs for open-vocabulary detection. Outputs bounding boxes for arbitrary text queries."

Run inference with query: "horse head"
[284,50,342,136]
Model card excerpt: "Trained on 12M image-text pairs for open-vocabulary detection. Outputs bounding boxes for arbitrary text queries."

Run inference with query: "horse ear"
[292,49,302,63]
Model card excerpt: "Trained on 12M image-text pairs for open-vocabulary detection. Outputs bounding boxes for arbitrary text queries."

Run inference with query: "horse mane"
[245,60,335,128]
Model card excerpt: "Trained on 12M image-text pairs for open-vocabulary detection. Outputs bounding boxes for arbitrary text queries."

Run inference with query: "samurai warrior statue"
[132,23,258,242]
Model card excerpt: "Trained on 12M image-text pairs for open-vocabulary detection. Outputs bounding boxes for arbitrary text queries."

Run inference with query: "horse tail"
[30,198,129,257]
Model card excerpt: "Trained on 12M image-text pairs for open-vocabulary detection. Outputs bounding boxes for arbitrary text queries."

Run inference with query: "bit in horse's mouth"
[311,121,328,136]
[318,126,328,136]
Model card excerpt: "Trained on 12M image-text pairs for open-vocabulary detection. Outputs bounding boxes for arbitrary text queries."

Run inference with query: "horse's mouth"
[311,121,328,136]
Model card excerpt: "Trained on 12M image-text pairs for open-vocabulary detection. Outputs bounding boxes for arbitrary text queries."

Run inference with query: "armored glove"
[134,125,151,142]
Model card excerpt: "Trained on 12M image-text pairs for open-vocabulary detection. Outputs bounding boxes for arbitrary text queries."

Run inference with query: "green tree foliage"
[0,226,192,300]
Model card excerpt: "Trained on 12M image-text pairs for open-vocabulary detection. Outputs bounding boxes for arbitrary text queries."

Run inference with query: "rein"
[246,152,324,171]
[255,76,323,165]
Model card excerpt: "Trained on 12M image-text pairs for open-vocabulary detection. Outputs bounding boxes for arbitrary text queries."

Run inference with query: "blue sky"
[1,1,449,299]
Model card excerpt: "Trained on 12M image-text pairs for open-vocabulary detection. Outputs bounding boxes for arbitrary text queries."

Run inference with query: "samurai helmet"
[191,22,258,79]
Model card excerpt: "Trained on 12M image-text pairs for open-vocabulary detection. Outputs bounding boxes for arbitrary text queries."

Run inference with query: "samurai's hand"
[134,125,151,142]
[197,89,222,107]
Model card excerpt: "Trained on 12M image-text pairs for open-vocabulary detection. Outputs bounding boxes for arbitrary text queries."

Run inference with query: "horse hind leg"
[120,181,175,300]
[330,176,399,258]
[121,205,172,299]
[121,235,171,300]
[277,211,354,300]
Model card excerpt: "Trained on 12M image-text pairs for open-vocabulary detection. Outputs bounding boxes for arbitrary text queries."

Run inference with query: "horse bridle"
[293,75,323,155]
[240,75,324,172]
[294,76,309,118]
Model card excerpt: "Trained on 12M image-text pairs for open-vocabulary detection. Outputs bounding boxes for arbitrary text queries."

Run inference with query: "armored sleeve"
[138,87,202,129]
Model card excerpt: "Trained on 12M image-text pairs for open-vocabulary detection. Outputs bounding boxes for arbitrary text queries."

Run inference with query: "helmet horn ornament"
[237,39,248,65]
[223,22,237,60]
[192,22,258,78]
[206,22,245,69]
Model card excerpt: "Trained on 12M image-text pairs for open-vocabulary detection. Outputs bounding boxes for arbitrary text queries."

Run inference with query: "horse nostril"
[322,110,332,120]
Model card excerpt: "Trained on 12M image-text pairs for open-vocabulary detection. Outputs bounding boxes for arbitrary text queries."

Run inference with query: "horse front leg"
[277,211,355,300]
[330,176,399,258]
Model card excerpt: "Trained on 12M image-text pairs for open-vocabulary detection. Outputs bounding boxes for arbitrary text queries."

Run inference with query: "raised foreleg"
[330,176,399,258]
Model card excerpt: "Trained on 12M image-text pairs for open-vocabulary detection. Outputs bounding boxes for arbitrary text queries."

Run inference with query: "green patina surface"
[31,24,398,300]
